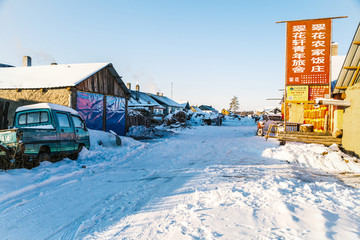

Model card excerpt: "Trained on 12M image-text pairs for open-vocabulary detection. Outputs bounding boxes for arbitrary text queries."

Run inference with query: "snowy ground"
[1,117,360,239]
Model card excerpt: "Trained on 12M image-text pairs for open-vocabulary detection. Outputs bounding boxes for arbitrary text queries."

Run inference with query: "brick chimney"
[23,56,32,67]
[135,84,140,101]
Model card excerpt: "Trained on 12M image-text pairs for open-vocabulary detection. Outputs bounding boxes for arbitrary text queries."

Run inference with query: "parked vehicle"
[0,103,90,169]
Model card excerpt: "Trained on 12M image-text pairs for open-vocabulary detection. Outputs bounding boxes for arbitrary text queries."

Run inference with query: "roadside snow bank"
[222,116,256,126]
[88,129,143,148]
[263,142,360,173]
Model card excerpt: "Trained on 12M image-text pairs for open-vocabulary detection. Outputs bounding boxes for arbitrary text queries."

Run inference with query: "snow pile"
[164,110,187,126]
[88,129,120,149]
[189,112,205,125]
[223,116,256,126]
[127,125,174,140]
[88,129,143,149]
[263,142,360,173]
[188,112,222,126]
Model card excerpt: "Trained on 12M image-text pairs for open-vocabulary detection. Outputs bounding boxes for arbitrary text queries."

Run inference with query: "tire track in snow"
[0,143,148,240]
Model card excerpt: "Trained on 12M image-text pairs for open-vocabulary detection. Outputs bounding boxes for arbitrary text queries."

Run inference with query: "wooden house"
[148,93,183,115]
[0,62,130,135]
[199,105,218,113]
[330,23,360,156]
[127,84,165,115]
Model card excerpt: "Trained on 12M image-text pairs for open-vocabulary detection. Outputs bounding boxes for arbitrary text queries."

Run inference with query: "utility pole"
[171,82,173,99]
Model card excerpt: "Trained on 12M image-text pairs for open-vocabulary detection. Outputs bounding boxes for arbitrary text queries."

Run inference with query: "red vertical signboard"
[286,19,332,100]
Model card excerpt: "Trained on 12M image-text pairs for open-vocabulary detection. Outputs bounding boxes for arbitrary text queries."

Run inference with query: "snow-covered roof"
[0,63,14,68]
[128,91,165,109]
[191,106,203,113]
[16,103,79,115]
[149,94,183,108]
[199,105,218,112]
[0,62,112,89]
[179,102,190,109]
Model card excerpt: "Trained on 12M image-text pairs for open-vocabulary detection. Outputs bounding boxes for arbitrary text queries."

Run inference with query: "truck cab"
[0,103,90,169]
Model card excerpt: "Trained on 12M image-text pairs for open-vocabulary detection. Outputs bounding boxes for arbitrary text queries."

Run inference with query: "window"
[28,112,40,124]
[71,115,84,129]
[56,113,71,128]
[18,111,49,125]
[18,114,26,125]
[40,112,49,122]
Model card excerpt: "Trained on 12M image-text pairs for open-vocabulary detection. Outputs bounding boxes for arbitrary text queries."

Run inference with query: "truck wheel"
[37,152,51,162]
[69,145,83,160]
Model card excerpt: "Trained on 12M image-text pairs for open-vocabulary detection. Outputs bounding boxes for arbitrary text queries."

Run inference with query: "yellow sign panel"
[286,86,308,101]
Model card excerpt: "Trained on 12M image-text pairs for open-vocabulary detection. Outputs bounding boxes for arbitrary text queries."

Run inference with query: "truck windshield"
[18,111,49,125]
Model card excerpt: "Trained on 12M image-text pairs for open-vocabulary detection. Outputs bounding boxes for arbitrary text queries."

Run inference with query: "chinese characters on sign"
[285,19,331,100]
[308,86,330,101]
[286,19,331,85]
[286,86,309,101]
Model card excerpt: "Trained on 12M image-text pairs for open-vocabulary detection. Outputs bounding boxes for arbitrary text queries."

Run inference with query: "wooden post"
[3,102,10,129]
[103,95,107,131]
[0,102,4,129]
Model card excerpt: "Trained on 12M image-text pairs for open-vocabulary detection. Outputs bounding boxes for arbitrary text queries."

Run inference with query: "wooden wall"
[76,67,127,98]
[0,89,71,127]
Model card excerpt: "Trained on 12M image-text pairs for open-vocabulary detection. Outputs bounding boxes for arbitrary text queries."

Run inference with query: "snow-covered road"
[1,120,360,239]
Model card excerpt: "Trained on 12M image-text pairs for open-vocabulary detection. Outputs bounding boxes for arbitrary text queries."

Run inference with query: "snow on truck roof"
[0,62,111,89]
[16,103,79,115]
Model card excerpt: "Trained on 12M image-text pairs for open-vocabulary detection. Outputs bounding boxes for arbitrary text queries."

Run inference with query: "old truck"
[0,103,90,169]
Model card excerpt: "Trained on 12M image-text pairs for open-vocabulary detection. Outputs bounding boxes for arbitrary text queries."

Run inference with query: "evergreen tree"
[229,96,240,113]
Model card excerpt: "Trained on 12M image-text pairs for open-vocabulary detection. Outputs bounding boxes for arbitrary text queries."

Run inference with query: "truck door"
[55,112,76,152]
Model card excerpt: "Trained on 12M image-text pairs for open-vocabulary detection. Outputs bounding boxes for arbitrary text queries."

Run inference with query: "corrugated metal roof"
[333,23,360,94]
[0,62,113,89]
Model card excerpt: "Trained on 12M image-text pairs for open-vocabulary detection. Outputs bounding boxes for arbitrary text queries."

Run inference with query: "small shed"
[0,62,130,135]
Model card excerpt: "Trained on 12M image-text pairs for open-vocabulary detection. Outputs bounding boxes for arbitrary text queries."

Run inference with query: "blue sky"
[1,0,359,110]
